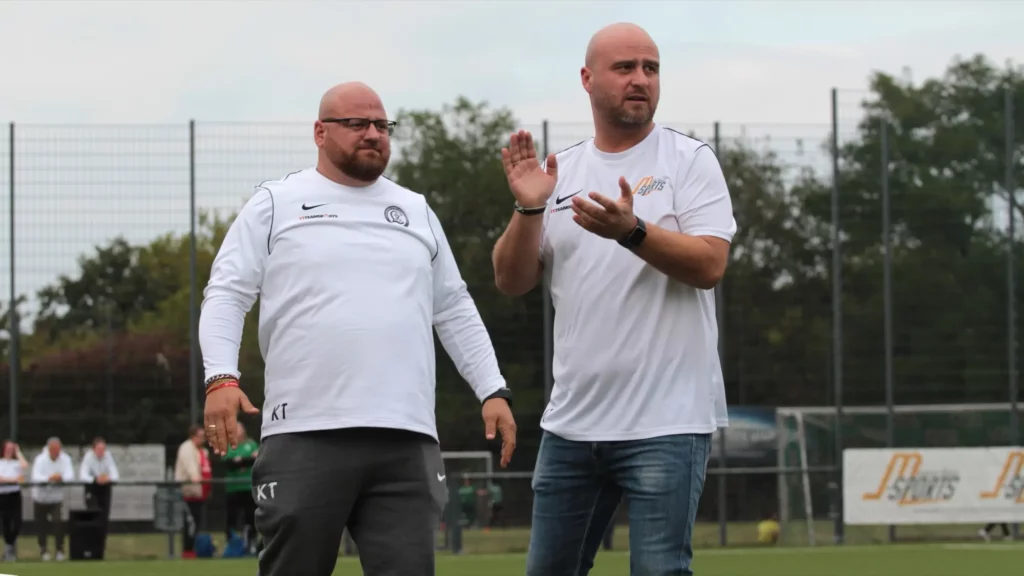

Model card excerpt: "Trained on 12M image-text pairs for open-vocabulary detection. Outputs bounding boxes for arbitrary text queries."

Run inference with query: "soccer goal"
[776,402,1018,545]
[442,450,494,480]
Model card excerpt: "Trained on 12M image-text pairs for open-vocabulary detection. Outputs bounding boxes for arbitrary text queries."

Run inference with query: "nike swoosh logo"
[555,190,581,204]
[301,203,327,210]
[437,473,446,482]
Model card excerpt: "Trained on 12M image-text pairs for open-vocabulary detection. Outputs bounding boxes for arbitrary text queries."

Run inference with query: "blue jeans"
[526,431,712,576]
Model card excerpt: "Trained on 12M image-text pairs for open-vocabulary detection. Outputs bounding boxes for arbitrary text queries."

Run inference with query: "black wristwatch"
[483,387,513,408]
[618,216,647,249]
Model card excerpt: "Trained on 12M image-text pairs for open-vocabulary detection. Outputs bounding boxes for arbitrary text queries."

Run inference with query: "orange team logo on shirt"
[632,176,668,196]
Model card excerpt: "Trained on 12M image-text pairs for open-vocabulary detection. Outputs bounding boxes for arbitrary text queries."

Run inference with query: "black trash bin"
[68,508,106,560]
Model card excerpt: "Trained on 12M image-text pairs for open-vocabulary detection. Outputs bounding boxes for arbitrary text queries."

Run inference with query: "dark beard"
[595,91,654,127]
[332,147,388,182]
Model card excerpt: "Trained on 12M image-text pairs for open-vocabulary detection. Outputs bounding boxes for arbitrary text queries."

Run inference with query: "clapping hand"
[571,176,638,240]
[501,130,558,208]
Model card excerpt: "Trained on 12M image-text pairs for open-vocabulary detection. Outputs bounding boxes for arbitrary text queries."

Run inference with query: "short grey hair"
[47,437,61,445]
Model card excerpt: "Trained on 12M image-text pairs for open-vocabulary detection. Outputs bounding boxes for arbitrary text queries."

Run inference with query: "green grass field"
[2,524,1021,575]
[2,543,1022,576]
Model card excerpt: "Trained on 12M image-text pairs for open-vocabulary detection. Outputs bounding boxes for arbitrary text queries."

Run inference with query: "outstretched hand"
[571,176,638,240]
[501,130,558,208]
[482,398,517,468]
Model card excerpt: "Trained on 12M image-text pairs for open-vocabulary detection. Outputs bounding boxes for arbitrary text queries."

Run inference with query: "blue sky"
[0,0,1020,321]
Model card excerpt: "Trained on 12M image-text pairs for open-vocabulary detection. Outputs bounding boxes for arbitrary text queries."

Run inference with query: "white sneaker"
[978,529,991,542]
[55,550,66,561]
[41,550,52,561]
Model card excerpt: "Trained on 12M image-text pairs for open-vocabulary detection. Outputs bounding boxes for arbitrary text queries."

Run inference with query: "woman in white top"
[0,439,27,560]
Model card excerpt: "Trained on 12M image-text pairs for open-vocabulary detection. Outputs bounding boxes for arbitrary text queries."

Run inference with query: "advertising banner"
[843,447,1024,525]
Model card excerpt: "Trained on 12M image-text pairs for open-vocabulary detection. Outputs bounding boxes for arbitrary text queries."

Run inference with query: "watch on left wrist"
[618,216,647,249]
[483,387,512,409]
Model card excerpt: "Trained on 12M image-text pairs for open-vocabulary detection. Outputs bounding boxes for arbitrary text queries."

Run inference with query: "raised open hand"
[501,130,558,208]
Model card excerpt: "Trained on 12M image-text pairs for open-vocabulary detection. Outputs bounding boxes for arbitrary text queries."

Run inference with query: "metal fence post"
[881,115,895,543]
[541,120,553,406]
[189,120,199,426]
[1006,85,1019,446]
[712,121,728,547]
[1005,82,1020,541]
[7,121,16,442]
[830,88,845,544]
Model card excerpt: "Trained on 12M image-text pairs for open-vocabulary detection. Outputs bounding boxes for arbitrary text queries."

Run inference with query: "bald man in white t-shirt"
[492,22,735,576]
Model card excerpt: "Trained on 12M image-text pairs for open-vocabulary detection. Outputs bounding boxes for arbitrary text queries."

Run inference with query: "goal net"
[436,451,495,543]
[776,402,1018,545]
[442,450,494,479]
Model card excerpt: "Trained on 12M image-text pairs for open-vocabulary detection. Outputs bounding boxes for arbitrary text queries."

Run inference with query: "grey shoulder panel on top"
[539,139,587,171]
[553,139,587,158]
[253,183,275,256]
[423,202,440,262]
[252,169,304,255]
[663,127,716,159]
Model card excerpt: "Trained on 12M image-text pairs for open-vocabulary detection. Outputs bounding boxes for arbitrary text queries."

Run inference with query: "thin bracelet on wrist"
[514,201,546,215]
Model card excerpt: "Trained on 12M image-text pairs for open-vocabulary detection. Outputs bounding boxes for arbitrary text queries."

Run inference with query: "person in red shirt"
[174,425,211,558]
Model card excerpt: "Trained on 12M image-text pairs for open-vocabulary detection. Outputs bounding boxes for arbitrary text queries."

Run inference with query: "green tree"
[717,141,834,406]
[797,54,1024,405]
[389,97,547,461]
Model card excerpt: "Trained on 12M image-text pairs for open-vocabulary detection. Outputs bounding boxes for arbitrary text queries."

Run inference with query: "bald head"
[318,82,383,120]
[581,23,661,136]
[585,23,658,68]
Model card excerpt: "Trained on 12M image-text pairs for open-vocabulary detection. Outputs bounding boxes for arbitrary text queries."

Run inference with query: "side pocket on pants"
[421,442,448,517]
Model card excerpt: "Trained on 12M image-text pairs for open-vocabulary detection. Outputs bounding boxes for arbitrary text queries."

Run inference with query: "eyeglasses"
[320,117,397,136]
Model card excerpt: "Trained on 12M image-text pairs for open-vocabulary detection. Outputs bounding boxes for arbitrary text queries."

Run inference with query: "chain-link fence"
[0,83,1020,549]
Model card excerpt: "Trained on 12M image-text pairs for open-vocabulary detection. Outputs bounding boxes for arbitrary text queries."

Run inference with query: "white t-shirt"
[199,168,506,441]
[0,459,23,494]
[79,449,120,483]
[538,125,736,442]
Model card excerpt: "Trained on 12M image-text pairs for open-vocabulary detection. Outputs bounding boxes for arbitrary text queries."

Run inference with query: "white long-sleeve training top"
[199,168,507,441]
[31,451,75,503]
[79,449,120,483]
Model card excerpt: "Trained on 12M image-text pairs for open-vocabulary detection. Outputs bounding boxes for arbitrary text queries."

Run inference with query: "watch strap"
[483,387,513,408]
[618,216,647,249]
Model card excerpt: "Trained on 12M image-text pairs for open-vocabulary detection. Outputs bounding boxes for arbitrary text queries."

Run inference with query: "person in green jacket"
[458,477,477,528]
[223,422,259,553]
[487,482,503,529]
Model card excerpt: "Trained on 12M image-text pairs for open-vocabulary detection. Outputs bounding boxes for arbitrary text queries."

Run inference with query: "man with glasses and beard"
[199,82,517,576]
[492,23,735,575]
